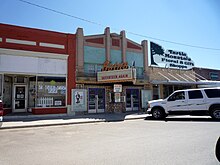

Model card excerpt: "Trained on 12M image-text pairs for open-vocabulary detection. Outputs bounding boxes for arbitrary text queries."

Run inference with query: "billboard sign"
[150,42,194,70]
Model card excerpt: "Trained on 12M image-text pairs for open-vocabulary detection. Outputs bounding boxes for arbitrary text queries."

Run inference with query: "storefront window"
[136,67,144,79]
[163,85,174,98]
[153,85,159,99]
[0,74,2,100]
[28,77,37,107]
[84,63,102,76]
[36,77,66,107]
[163,85,191,98]
[3,76,12,108]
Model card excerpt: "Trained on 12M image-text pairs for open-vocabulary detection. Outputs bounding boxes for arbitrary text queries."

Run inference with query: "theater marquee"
[97,68,136,83]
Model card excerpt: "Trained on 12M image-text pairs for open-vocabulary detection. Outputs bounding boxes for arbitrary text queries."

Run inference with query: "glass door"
[13,85,27,112]
[88,88,96,113]
[97,88,105,113]
[88,88,105,113]
[126,89,140,111]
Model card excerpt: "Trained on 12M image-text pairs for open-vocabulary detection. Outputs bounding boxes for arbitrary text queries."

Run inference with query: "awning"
[149,68,215,85]
[151,68,220,86]
[151,70,196,85]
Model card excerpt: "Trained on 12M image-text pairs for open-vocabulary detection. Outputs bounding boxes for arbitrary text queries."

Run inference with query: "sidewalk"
[0,112,149,129]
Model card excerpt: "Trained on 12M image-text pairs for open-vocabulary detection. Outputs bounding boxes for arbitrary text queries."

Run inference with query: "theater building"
[75,27,149,113]
[0,23,76,115]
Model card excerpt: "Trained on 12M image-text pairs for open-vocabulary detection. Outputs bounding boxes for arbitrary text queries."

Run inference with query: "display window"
[36,76,66,107]
[3,76,12,108]
[0,74,2,100]
[28,76,37,107]
[29,77,66,107]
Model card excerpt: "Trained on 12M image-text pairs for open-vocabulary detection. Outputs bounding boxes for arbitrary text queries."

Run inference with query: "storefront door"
[88,88,105,113]
[13,85,27,113]
[126,89,140,111]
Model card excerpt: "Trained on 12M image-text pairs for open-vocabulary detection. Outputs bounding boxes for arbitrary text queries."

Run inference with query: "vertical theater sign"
[150,42,194,70]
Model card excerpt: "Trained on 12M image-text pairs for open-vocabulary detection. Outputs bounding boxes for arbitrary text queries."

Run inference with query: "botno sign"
[150,42,194,70]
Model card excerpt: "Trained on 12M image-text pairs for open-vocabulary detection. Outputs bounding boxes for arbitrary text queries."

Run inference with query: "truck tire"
[216,137,220,162]
[152,108,165,120]
[210,107,220,120]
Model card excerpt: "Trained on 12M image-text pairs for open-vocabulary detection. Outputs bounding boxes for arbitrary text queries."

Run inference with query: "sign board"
[71,89,87,112]
[101,61,129,71]
[97,68,135,83]
[114,93,121,102]
[114,84,122,92]
[150,42,194,70]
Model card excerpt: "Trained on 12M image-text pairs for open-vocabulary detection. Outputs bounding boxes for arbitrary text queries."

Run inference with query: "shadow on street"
[145,116,220,122]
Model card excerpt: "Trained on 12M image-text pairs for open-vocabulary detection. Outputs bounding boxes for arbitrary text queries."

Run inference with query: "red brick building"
[0,23,76,115]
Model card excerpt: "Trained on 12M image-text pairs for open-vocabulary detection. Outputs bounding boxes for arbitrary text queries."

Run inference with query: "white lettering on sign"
[97,68,135,82]
[150,42,194,70]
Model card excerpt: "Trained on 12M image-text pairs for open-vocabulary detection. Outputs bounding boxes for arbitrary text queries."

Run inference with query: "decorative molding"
[85,37,104,44]
[6,38,36,46]
[112,38,120,47]
[127,41,142,50]
[39,42,65,49]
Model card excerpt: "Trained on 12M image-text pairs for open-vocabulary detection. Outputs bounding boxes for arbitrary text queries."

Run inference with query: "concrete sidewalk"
[0,112,149,129]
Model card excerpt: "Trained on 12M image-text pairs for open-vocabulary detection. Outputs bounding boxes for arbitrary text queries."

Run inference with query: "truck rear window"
[204,89,220,98]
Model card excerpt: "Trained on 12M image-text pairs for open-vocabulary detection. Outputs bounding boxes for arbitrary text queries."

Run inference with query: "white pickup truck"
[147,87,220,120]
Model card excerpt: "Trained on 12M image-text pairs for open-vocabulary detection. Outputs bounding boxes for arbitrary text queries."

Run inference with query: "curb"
[0,115,147,130]
[0,120,104,130]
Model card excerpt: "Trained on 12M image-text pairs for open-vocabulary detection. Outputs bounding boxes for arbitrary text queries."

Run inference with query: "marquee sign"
[150,42,194,70]
[101,61,129,71]
[97,68,135,83]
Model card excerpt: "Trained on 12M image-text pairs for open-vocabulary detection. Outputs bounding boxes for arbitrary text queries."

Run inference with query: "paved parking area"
[0,117,219,165]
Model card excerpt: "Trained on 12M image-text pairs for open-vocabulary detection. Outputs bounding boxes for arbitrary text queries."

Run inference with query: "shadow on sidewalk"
[2,112,144,123]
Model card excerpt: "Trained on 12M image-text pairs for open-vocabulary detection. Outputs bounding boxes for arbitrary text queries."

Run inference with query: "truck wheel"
[152,108,165,120]
[216,137,220,162]
[210,107,220,120]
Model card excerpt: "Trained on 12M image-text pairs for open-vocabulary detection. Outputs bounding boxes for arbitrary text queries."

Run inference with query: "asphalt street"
[0,117,220,165]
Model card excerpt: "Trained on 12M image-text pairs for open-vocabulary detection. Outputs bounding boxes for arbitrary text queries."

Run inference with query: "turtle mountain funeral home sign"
[150,42,194,70]
[97,61,136,83]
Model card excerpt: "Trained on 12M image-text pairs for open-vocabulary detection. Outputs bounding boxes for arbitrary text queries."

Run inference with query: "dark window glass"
[204,89,220,98]
[188,90,203,99]
[210,72,219,80]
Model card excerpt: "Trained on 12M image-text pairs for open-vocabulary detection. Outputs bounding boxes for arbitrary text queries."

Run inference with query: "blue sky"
[1,0,220,69]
